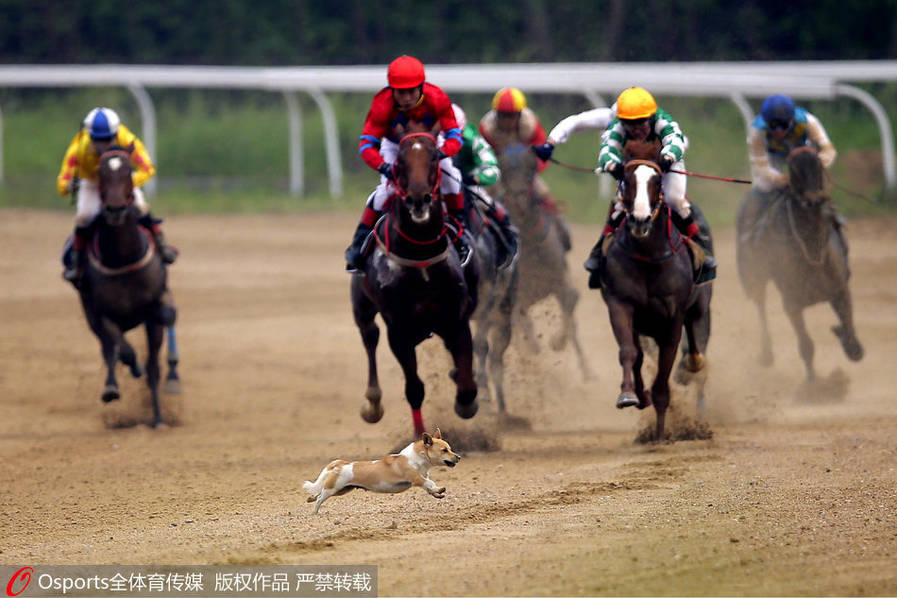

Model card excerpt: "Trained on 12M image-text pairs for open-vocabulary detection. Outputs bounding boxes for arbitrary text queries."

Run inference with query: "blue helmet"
[760,95,795,126]
[83,107,120,140]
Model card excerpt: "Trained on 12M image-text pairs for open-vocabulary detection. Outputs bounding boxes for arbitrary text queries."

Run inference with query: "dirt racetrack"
[2,208,897,596]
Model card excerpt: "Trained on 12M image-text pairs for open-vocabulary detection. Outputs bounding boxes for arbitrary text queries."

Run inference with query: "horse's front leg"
[829,288,864,362]
[97,316,123,403]
[555,279,593,380]
[352,283,384,424]
[783,301,816,382]
[442,321,479,421]
[386,327,426,438]
[606,300,639,409]
[755,286,774,367]
[144,320,165,427]
[651,328,683,442]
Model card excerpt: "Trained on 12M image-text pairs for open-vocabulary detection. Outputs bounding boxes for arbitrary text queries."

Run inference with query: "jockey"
[345,55,467,271]
[479,87,570,250]
[749,94,837,192]
[57,107,177,283]
[450,103,517,261]
[531,105,615,162]
[587,87,716,287]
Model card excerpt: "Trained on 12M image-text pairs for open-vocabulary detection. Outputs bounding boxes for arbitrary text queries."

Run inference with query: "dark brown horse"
[350,133,479,439]
[495,142,590,378]
[78,146,177,427]
[599,139,713,441]
[736,146,863,381]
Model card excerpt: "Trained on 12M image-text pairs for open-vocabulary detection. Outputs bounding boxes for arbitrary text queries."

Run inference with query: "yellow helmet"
[616,87,657,120]
[492,87,527,112]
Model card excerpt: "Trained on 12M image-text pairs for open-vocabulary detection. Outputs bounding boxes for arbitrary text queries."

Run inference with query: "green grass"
[2,87,895,227]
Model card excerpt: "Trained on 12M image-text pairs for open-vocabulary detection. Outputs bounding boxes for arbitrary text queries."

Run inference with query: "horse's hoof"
[833,326,864,361]
[163,378,182,395]
[130,363,144,378]
[101,386,121,403]
[549,335,567,352]
[455,397,479,419]
[685,352,706,373]
[360,399,384,423]
[845,341,864,362]
[616,392,638,409]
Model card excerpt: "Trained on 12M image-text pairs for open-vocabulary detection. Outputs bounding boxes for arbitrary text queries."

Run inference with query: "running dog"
[303,428,460,514]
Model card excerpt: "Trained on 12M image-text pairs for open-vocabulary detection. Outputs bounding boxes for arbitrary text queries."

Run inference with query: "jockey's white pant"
[74,179,149,227]
[612,159,690,220]
[365,138,463,212]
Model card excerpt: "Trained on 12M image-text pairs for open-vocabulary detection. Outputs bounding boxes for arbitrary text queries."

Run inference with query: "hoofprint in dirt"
[2,208,895,596]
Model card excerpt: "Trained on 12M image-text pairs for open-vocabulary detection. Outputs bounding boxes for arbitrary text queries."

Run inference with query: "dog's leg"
[313,487,336,514]
[413,474,446,499]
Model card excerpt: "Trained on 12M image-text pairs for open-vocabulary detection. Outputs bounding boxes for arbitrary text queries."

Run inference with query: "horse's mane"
[623,138,662,163]
[787,147,827,203]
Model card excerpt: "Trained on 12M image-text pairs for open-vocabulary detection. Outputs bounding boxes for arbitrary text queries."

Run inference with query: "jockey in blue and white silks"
[748,94,837,192]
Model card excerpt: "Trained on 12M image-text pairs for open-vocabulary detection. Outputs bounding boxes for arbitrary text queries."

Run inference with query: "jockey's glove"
[532,142,555,161]
[659,156,675,173]
[436,149,447,161]
[609,162,625,181]
[377,162,394,180]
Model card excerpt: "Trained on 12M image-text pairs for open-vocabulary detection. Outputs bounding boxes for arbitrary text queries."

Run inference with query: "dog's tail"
[303,463,335,499]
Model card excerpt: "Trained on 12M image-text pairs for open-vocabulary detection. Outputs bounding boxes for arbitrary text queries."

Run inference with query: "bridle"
[98,148,135,206]
[622,159,665,224]
[392,132,442,201]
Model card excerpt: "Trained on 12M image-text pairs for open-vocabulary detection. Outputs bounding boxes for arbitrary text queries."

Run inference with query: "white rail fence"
[1,61,895,195]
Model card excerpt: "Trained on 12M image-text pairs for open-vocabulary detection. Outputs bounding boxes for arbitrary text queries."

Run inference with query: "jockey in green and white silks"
[449,103,518,261]
[748,94,837,192]
[583,87,715,288]
[597,104,688,223]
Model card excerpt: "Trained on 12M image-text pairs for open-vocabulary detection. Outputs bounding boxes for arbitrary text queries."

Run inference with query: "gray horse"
[736,146,863,382]
[495,142,590,378]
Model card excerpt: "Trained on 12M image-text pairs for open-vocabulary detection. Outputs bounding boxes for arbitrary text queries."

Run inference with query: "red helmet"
[387,56,426,89]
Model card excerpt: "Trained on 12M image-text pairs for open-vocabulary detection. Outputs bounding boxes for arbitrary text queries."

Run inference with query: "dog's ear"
[433,427,442,439]
[422,433,433,446]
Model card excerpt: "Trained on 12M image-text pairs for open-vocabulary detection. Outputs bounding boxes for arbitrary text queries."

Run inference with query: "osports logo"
[6,567,32,597]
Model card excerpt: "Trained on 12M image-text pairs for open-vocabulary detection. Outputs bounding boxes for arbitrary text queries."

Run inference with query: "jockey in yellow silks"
[57,107,177,283]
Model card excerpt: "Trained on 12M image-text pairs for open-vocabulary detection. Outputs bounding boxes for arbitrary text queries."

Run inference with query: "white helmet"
[452,103,467,130]
[83,107,120,140]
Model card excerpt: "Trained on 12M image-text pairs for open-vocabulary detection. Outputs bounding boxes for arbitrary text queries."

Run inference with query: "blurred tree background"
[1,0,896,221]
[2,0,896,64]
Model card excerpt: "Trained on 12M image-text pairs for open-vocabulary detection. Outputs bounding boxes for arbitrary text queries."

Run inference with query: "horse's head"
[393,132,442,227]
[787,146,828,207]
[98,143,136,226]
[620,139,664,239]
[496,142,539,216]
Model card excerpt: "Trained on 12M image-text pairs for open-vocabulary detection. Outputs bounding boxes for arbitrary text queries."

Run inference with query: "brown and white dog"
[303,428,461,514]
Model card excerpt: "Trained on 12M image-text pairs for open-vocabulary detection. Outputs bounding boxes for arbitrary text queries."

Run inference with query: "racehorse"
[495,142,590,378]
[350,132,479,439]
[463,185,519,414]
[77,145,178,427]
[736,145,863,381]
[599,139,713,441]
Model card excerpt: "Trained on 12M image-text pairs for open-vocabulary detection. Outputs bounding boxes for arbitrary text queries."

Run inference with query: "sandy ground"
[2,208,896,596]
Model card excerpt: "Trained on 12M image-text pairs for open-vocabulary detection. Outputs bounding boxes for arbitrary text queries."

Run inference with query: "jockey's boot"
[489,202,518,266]
[584,212,624,289]
[63,225,91,285]
[448,209,472,266]
[139,214,178,265]
[672,212,717,284]
[345,221,375,272]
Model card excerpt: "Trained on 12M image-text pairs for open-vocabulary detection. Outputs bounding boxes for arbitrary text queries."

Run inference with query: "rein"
[372,211,453,281]
[549,156,752,184]
[785,196,828,266]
